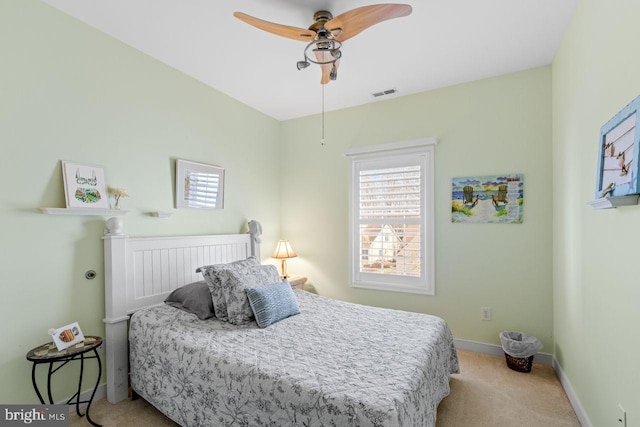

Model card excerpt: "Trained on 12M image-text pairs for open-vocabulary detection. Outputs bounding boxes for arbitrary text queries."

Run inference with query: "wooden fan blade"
[318,60,341,84]
[314,50,333,84]
[233,12,316,42]
[325,4,412,42]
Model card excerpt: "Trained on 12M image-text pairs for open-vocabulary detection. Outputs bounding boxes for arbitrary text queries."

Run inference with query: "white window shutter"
[345,139,436,295]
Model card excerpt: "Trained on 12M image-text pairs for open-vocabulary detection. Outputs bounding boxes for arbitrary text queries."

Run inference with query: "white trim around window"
[345,138,436,295]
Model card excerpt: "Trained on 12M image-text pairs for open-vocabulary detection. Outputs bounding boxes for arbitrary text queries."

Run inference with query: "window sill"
[350,282,434,296]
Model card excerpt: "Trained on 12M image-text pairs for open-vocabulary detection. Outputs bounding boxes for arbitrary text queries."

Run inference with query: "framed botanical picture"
[175,159,225,209]
[49,322,85,351]
[595,95,640,199]
[62,161,109,209]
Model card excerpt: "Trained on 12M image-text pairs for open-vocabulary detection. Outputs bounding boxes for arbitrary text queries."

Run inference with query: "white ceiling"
[41,0,579,121]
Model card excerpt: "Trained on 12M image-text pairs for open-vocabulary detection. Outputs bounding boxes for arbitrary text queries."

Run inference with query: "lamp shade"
[272,240,297,259]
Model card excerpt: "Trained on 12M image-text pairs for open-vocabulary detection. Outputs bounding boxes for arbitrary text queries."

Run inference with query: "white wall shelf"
[150,211,172,218]
[40,208,128,216]
[587,195,639,209]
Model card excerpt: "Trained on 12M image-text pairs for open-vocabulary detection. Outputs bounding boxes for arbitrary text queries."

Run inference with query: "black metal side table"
[26,336,103,426]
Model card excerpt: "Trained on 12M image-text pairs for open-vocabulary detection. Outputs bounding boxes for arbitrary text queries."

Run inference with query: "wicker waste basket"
[499,331,542,373]
[504,353,534,373]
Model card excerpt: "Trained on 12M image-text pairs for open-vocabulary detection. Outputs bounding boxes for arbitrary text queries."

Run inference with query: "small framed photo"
[62,161,110,209]
[595,96,640,199]
[49,322,85,351]
[175,159,225,210]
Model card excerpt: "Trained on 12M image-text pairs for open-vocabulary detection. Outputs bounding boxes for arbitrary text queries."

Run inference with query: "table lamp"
[272,240,297,278]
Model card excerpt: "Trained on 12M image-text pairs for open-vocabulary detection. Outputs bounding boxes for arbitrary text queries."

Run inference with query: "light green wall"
[0,0,281,403]
[13,0,624,419]
[552,0,640,425]
[280,67,554,351]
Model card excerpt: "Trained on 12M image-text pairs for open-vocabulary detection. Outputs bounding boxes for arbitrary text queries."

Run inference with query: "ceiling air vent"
[372,88,398,98]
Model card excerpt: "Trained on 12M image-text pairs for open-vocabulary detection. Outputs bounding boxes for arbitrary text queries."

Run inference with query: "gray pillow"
[164,281,214,320]
[197,256,260,321]
[220,264,282,325]
[246,280,300,328]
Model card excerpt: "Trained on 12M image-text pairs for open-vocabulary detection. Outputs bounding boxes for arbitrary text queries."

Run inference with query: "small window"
[345,139,436,295]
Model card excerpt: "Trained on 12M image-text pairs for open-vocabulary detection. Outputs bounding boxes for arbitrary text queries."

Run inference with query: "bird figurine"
[604,142,615,157]
[616,152,629,176]
[600,182,615,198]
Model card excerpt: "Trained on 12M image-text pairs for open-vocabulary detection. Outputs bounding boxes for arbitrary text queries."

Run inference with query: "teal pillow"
[245,281,300,328]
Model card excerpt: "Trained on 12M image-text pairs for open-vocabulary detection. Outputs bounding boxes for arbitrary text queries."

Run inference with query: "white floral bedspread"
[129,290,459,427]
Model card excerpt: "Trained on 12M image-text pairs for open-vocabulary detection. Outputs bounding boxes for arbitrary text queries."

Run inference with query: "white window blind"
[176,159,225,210]
[359,165,422,277]
[346,139,435,294]
[184,170,221,209]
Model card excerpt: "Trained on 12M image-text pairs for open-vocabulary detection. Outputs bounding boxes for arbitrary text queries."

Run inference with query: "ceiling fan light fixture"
[305,38,342,65]
[234,4,412,85]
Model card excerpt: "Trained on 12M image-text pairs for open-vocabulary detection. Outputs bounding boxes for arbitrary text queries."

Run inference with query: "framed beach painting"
[452,174,524,224]
[594,95,640,199]
[62,161,109,209]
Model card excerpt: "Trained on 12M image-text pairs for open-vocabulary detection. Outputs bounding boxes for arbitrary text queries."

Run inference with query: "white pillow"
[197,256,260,321]
[219,264,281,325]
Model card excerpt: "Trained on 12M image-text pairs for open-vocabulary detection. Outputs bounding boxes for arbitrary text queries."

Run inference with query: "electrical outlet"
[481,307,491,321]
[617,404,626,427]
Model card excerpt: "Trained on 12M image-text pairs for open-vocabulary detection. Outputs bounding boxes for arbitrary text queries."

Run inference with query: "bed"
[102,221,459,426]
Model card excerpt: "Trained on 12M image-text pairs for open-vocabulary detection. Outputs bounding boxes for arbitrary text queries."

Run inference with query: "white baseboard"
[58,383,107,412]
[553,357,592,427]
[453,338,553,366]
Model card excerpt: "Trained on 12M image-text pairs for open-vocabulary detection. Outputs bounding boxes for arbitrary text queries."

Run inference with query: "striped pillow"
[245,281,300,328]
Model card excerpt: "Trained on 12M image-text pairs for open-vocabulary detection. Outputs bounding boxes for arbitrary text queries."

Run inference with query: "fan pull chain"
[321,85,325,146]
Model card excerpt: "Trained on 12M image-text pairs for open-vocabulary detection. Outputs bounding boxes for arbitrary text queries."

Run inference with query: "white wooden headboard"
[102,220,262,403]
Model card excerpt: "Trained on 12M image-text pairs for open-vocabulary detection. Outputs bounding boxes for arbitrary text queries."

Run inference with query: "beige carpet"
[70,350,580,426]
[436,351,579,426]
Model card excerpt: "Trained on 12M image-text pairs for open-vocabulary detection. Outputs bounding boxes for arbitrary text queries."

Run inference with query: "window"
[345,139,436,294]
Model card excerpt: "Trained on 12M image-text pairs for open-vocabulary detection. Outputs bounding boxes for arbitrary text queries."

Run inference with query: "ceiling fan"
[234,4,412,84]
